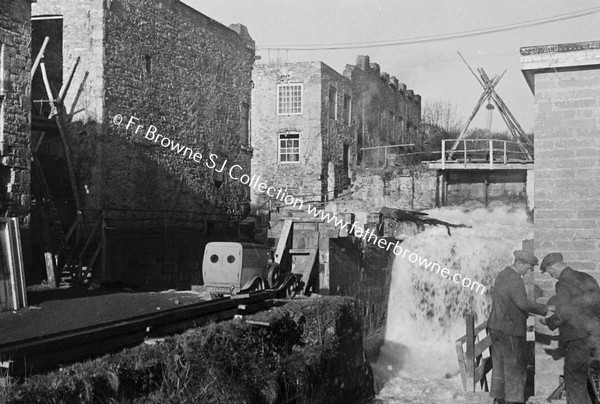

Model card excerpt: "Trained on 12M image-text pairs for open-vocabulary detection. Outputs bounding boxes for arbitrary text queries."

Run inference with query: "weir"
[374,206,534,402]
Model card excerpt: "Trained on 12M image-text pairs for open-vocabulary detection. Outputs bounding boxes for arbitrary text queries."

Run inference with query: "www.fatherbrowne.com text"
[112,114,487,295]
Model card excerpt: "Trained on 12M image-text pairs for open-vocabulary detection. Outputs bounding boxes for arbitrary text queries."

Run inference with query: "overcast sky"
[182,0,600,132]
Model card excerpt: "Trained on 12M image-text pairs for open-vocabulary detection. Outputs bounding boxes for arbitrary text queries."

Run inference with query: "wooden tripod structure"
[448,52,533,161]
[32,37,102,287]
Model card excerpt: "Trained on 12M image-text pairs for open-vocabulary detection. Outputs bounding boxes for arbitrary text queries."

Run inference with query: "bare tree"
[422,100,463,134]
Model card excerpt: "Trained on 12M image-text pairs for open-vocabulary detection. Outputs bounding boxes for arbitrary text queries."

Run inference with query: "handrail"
[441,138,534,167]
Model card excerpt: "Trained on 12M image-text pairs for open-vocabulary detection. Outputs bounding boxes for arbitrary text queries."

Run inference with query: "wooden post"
[489,140,494,170]
[466,314,475,392]
[383,146,387,168]
[484,174,489,208]
[441,140,446,170]
[463,139,467,169]
[31,36,49,79]
[503,141,507,164]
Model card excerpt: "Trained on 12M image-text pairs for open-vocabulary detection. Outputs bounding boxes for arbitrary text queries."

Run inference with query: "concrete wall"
[521,42,600,397]
[251,62,324,208]
[344,55,421,152]
[0,0,32,272]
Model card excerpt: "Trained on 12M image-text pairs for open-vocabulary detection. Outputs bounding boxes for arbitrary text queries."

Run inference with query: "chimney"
[229,24,255,50]
[398,83,407,93]
[407,89,414,99]
[390,76,399,89]
[370,63,380,75]
[414,94,421,104]
[356,55,370,70]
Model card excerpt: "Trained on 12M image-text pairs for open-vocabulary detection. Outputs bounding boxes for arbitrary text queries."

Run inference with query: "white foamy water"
[373,206,533,403]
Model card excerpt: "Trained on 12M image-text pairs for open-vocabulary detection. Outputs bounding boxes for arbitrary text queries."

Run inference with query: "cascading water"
[373,205,533,404]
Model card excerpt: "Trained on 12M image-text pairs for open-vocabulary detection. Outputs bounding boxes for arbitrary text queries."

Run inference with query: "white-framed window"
[328,87,337,120]
[279,132,300,163]
[277,83,302,115]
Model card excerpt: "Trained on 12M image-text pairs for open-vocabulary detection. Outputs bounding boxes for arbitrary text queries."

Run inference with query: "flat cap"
[514,250,539,265]
[541,252,563,273]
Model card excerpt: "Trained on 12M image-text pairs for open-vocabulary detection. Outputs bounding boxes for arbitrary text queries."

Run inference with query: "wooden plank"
[474,357,492,385]
[31,36,49,79]
[465,314,475,392]
[455,340,468,391]
[273,219,292,265]
[474,337,491,358]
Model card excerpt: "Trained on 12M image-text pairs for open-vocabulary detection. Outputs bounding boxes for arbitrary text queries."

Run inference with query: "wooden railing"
[455,314,492,392]
[442,139,533,169]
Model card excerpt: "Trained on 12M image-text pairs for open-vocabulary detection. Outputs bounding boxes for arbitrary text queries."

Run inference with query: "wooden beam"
[31,36,49,79]
[57,56,80,103]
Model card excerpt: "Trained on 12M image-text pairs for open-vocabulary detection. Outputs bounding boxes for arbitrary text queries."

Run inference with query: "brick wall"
[343,55,421,151]
[521,43,600,397]
[0,0,32,266]
[251,62,324,208]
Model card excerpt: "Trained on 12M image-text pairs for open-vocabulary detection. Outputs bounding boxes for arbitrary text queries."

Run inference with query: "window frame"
[343,94,352,125]
[278,132,300,164]
[277,83,303,115]
[328,87,337,120]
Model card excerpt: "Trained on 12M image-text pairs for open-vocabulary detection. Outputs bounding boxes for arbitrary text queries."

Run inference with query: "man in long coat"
[542,252,600,404]
[488,250,548,404]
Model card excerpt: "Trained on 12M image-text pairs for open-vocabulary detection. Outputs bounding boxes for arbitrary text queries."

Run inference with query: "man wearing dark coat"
[488,250,548,404]
[542,252,600,404]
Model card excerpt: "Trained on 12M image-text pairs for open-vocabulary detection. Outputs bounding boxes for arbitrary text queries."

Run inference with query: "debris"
[380,206,471,236]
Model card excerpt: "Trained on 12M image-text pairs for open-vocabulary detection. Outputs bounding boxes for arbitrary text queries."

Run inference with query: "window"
[343,95,351,124]
[279,132,300,163]
[144,54,152,74]
[328,87,337,120]
[241,102,249,145]
[277,84,302,115]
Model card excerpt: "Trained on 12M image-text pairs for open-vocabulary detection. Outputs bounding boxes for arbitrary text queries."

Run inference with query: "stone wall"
[330,238,392,359]
[32,0,255,216]
[521,42,600,398]
[251,62,324,208]
[0,0,32,271]
[344,55,421,151]
[331,166,437,214]
[104,0,254,215]
[321,63,357,198]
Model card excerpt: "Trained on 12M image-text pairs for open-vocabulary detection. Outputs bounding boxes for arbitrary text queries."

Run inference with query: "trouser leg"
[564,338,592,404]
[489,330,526,403]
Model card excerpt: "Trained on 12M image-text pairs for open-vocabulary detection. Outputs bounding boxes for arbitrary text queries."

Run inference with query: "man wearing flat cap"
[488,250,548,404]
[541,252,600,404]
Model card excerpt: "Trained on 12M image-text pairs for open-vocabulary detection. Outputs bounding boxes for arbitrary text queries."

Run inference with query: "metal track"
[0,290,281,377]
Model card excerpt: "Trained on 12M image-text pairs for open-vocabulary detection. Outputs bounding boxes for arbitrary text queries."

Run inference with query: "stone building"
[344,55,422,163]
[0,0,32,265]
[251,57,422,211]
[521,41,600,397]
[30,0,255,286]
[251,62,356,209]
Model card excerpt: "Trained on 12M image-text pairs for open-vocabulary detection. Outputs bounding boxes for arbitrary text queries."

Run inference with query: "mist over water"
[374,205,533,403]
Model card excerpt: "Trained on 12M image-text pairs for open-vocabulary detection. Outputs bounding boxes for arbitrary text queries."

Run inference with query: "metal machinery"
[202,241,299,299]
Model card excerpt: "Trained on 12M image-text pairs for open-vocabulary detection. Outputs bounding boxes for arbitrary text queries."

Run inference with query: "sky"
[182,0,600,132]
